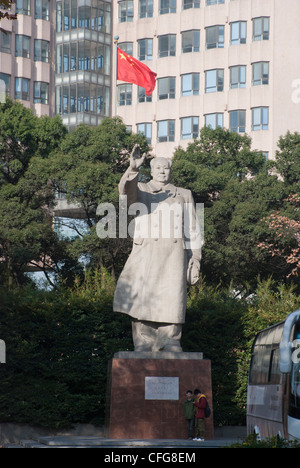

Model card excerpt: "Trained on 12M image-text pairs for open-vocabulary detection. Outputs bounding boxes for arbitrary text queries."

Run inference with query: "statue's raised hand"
[130,144,146,171]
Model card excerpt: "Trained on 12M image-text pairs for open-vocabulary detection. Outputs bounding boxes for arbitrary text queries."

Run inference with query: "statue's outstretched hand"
[130,144,146,171]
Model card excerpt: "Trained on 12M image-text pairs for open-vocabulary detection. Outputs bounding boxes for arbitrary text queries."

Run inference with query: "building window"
[181,116,199,140]
[15,77,30,101]
[138,39,153,61]
[205,69,224,93]
[57,0,110,32]
[56,1,62,32]
[35,0,50,20]
[137,122,152,143]
[160,0,176,14]
[58,42,109,74]
[0,30,11,54]
[118,84,132,106]
[262,150,269,162]
[229,110,246,133]
[182,30,200,53]
[205,113,223,129]
[34,39,49,62]
[181,73,199,96]
[206,25,224,49]
[157,120,175,142]
[138,86,152,103]
[119,1,133,23]
[183,0,200,10]
[15,35,31,58]
[158,34,176,57]
[0,73,11,95]
[230,65,246,88]
[16,0,30,15]
[206,0,224,5]
[252,62,269,86]
[139,0,153,18]
[253,17,270,41]
[230,21,246,45]
[56,84,109,116]
[158,77,175,100]
[119,42,133,55]
[252,107,269,130]
[34,82,49,104]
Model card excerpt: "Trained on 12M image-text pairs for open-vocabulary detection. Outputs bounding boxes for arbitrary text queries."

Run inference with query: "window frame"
[205,69,224,93]
[157,119,175,142]
[15,77,30,101]
[206,25,224,49]
[229,109,246,133]
[182,29,200,53]
[230,65,246,89]
[181,116,199,140]
[158,34,176,58]
[252,107,269,131]
[158,76,176,100]
[230,21,247,45]
[34,81,49,104]
[181,72,199,96]
[253,17,270,41]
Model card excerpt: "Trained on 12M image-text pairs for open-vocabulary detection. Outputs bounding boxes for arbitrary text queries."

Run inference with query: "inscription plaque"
[145,376,179,400]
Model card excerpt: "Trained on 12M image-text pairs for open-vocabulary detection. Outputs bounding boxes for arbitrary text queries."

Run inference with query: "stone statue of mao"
[113,145,202,352]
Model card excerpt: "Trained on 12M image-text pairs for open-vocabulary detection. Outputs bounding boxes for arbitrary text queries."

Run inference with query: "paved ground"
[4,435,243,448]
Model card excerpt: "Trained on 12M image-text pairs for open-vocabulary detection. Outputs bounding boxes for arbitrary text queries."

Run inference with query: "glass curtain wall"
[55,0,111,128]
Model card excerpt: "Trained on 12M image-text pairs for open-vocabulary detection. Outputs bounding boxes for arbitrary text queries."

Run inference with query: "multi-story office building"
[113,0,300,159]
[0,0,112,128]
[0,0,55,116]
[2,0,300,159]
[54,0,112,129]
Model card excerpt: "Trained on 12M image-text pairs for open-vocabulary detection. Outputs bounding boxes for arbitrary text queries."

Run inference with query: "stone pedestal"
[106,352,214,440]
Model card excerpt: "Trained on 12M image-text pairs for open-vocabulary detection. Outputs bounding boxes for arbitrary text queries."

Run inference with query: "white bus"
[247,309,300,440]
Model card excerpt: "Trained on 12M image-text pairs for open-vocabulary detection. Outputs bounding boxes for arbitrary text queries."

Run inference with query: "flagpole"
[113,35,119,118]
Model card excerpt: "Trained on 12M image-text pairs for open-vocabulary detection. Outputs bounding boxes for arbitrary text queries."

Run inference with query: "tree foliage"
[0,99,67,286]
[171,127,299,291]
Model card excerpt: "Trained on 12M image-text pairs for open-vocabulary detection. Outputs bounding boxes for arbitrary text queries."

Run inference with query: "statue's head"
[150,157,172,185]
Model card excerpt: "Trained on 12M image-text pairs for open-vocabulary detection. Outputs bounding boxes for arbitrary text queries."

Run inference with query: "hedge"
[0,270,299,429]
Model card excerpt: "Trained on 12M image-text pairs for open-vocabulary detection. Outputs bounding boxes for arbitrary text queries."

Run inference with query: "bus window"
[268,348,281,384]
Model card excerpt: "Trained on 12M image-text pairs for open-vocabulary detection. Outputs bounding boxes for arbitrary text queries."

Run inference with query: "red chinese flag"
[117,47,157,96]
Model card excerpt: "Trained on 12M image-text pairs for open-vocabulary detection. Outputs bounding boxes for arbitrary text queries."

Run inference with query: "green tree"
[273,131,300,188]
[171,127,293,290]
[171,127,266,205]
[0,99,67,286]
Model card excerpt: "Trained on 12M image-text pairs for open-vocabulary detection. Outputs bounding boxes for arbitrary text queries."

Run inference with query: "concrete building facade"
[0,0,55,116]
[113,0,300,159]
[1,0,300,158]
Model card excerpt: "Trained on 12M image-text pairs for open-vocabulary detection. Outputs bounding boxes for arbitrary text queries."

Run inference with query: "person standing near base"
[183,390,196,439]
[193,388,207,441]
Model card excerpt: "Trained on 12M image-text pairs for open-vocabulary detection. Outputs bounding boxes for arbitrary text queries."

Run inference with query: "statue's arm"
[118,167,139,205]
[185,191,203,285]
[118,145,146,205]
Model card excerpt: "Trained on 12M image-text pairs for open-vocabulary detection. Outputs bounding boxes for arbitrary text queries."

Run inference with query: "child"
[193,388,207,441]
[183,390,195,439]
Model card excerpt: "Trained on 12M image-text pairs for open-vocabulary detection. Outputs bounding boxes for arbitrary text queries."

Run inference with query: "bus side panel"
[247,384,284,438]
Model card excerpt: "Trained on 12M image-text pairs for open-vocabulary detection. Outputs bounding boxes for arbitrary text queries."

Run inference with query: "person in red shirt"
[193,388,207,441]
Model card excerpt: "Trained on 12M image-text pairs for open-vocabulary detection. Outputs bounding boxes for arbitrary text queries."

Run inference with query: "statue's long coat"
[113,168,201,324]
